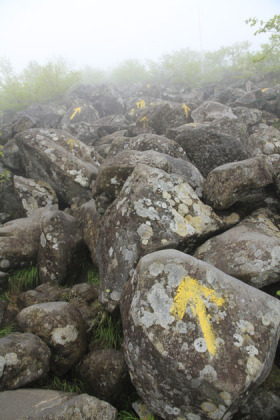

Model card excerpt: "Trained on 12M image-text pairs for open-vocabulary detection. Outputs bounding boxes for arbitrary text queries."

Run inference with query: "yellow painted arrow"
[170,276,225,355]
[70,107,81,120]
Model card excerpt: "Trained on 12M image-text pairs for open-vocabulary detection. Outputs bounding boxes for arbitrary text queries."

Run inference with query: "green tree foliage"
[0,57,81,113]
[81,65,107,85]
[245,14,280,81]
[110,59,149,84]
[151,49,203,87]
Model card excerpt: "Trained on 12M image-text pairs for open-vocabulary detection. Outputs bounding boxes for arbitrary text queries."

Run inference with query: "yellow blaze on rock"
[170,276,225,355]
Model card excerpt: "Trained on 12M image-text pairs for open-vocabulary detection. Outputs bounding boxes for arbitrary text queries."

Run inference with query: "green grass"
[8,264,39,293]
[87,268,99,286]
[39,375,86,394]
[0,324,15,338]
[0,264,40,302]
[88,302,123,350]
[117,410,139,420]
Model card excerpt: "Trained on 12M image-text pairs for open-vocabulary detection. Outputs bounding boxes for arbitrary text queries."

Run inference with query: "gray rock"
[93,149,204,201]
[13,175,58,216]
[37,208,85,285]
[15,128,100,205]
[0,207,85,285]
[16,301,86,375]
[0,166,23,220]
[203,155,273,209]
[0,207,47,272]
[174,122,250,177]
[107,132,188,160]
[0,389,117,420]
[233,364,280,419]
[17,283,69,309]
[130,103,190,136]
[76,349,130,404]
[194,208,280,289]
[120,249,280,420]
[232,107,263,128]
[191,101,238,123]
[246,123,280,156]
[94,163,227,312]
[0,332,51,390]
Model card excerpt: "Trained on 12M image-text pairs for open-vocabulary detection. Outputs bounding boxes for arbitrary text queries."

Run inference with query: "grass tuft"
[88,302,123,350]
[0,324,15,338]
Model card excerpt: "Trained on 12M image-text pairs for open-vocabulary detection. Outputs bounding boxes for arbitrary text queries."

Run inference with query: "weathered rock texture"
[194,208,280,288]
[16,302,86,375]
[0,332,51,390]
[121,249,280,420]
[94,163,225,312]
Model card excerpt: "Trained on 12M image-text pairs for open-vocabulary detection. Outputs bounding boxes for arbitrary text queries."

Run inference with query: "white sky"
[0,0,279,72]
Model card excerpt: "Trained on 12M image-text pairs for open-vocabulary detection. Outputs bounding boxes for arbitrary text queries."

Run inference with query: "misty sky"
[0,0,279,73]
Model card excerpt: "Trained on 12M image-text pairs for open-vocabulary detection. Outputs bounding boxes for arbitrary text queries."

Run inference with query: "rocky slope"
[1,80,280,419]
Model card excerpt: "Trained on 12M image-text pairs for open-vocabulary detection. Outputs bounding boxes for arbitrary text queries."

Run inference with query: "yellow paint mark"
[140,116,148,129]
[146,83,151,89]
[170,276,225,355]
[70,107,81,120]
[261,88,268,92]
[149,101,155,106]
[66,138,77,151]
[136,99,146,109]
[130,108,135,116]
[182,103,191,118]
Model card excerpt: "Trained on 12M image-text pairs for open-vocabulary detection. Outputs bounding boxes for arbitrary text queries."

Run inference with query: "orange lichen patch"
[170,276,225,355]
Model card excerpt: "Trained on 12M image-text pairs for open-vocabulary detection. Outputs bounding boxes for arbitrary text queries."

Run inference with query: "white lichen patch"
[134,199,160,220]
[67,169,89,187]
[199,365,217,383]
[51,325,78,345]
[236,320,255,335]
[134,283,174,329]
[246,345,259,357]
[149,261,165,277]
[246,355,262,377]
[40,233,47,247]
[220,392,232,406]
[137,224,153,245]
[194,337,208,353]
[233,333,243,347]
[5,352,19,366]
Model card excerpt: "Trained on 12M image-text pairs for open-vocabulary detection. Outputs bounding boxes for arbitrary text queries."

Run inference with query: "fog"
[0,0,279,72]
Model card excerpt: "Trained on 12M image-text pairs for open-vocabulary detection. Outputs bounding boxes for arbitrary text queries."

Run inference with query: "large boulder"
[191,101,237,123]
[194,208,280,289]
[0,207,85,285]
[203,155,273,209]
[37,208,85,284]
[15,128,100,205]
[0,332,51,390]
[76,349,130,404]
[246,123,280,156]
[130,103,191,136]
[107,132,188,160]
[16,301,86,375]
[93,150,204,201]
[0,207,47,272]
[120,249,280,420]
[0,389,117,420]
[93,163,229,312]
[173,122,250,177]
[13,176,58,216]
